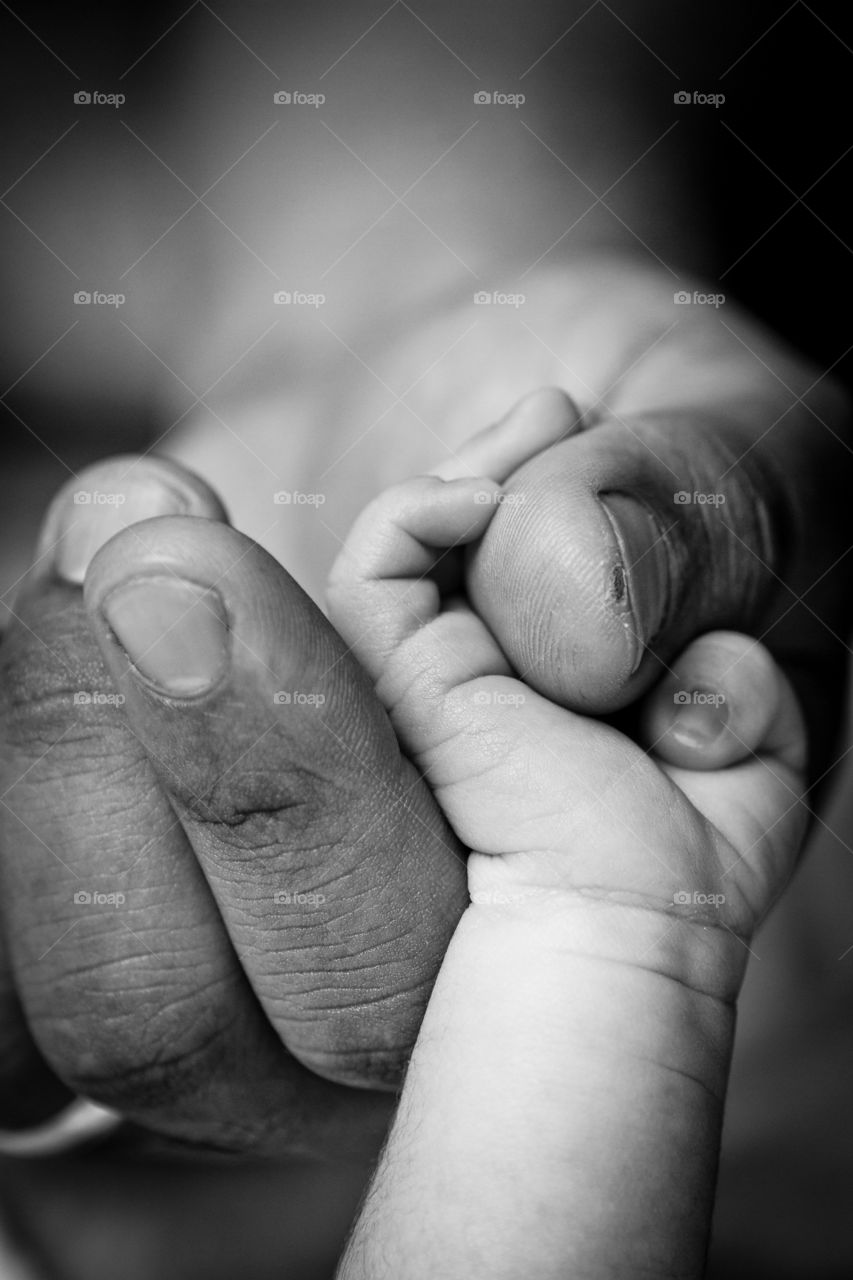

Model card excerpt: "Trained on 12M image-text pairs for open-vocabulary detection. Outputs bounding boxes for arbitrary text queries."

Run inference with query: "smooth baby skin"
[330,406,810,1280]
[328,407,808,979]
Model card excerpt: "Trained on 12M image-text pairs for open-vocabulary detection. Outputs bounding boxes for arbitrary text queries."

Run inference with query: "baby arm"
[329,397,808,1280]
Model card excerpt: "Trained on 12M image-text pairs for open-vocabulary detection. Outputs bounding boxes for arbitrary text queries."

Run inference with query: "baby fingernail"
[100,577,229,698]
[599,493,672,672]
[40,465,199,586]
[669,689,729,748]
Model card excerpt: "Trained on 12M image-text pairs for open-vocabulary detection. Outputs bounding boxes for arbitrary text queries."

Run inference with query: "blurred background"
[1,2,852,1276]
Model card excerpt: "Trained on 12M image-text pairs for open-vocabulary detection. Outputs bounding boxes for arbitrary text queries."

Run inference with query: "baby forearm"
[339,900,735,1280]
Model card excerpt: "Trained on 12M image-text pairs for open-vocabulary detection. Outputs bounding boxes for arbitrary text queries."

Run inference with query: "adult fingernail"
[599,493,672,674]
[668,688,729,748]
[100,577,229,698]
[39,465,196,586]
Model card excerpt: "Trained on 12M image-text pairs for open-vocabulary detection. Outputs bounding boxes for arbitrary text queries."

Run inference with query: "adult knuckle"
[30,981,234,1113]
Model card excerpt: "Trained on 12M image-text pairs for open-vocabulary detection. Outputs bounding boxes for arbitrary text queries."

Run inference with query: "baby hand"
[328,392,808,1000]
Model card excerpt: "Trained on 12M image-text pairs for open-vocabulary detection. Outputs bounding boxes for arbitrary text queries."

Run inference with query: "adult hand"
[0,455,466,1158]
